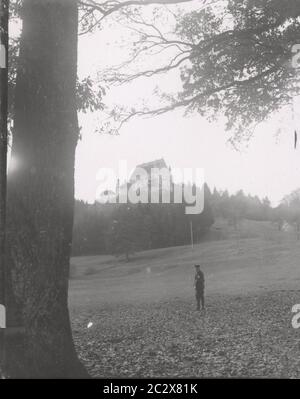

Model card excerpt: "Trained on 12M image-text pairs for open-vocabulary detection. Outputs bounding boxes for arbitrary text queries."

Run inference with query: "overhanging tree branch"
[78,0,219,34]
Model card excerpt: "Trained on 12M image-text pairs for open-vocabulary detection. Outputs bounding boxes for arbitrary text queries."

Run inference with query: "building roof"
[130,158,168,182]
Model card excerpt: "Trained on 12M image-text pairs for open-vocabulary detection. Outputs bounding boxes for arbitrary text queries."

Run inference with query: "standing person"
[194,265,205,311]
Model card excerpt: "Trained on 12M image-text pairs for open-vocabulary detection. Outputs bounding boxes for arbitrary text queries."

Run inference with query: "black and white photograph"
[0,0,300,382]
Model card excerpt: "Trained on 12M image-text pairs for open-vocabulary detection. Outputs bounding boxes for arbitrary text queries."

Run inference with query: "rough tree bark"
[0,0,9,377]
[5,0,87,378]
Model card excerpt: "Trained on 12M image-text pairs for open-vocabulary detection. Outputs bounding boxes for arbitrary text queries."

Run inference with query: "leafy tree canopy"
[9,0,300,141]
[101,0,300,141]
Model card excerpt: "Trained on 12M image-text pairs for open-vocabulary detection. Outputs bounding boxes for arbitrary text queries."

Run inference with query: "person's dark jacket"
[195,270,205,291]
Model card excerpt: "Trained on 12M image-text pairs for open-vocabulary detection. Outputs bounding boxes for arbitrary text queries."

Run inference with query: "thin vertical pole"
[292,95,297,149]
[190,220,194,249]
[0,0,9,373]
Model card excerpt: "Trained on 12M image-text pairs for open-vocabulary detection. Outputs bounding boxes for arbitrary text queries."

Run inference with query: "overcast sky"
[75,11,300,207]
[9,5,300,207]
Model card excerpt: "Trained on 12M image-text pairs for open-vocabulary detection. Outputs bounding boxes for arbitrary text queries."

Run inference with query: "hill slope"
[69,219,300,307]
[69,219,300,378]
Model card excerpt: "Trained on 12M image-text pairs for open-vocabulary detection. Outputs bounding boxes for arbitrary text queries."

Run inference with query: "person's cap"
[194,264,200,268]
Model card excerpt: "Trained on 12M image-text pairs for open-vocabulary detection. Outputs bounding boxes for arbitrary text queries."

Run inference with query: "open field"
[69,219,300,378]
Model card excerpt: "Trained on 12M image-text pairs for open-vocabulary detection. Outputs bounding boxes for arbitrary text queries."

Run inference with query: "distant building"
[117,158,174,203]
[129,158,168,182]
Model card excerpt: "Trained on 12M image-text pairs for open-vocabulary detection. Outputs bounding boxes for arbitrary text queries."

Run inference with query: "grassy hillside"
[69,219,300,307]
[69,219,300,378]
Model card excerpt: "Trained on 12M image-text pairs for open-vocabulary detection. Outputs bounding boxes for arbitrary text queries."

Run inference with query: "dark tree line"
[72,184,214,258]
[273,189,300,238]
[72,185,277,258]
[211,188,272,224]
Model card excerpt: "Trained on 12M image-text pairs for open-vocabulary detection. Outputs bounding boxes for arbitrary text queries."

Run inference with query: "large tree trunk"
[5,0,87,378]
